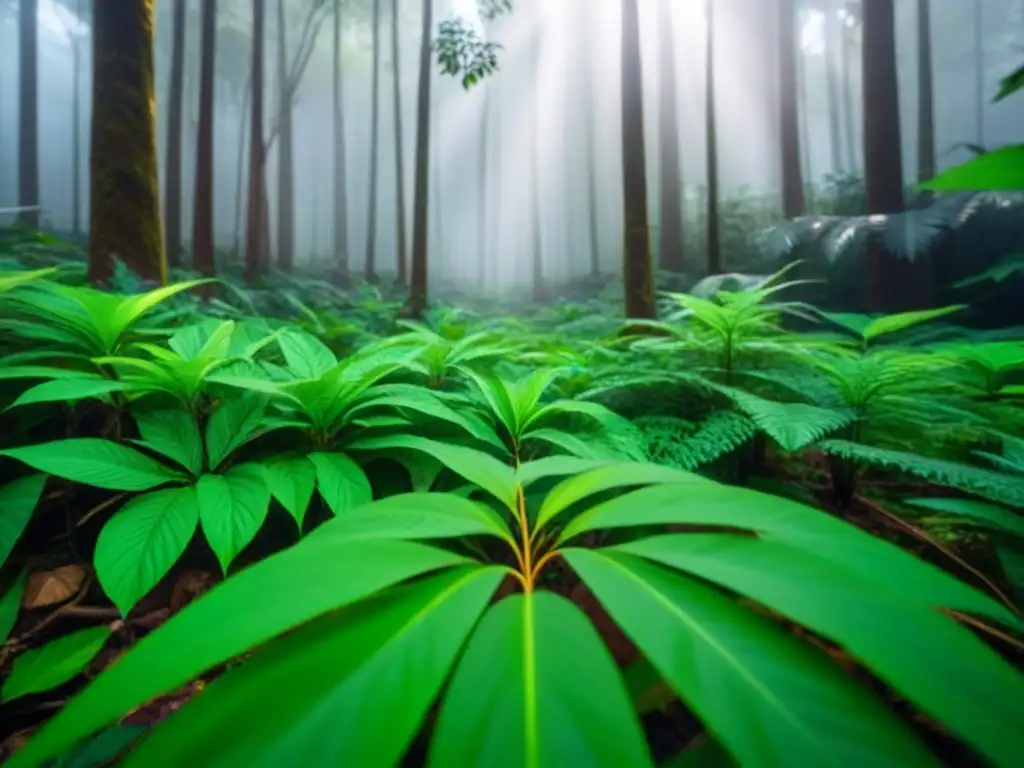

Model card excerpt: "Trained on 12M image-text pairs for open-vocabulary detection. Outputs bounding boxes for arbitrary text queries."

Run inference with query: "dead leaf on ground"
[22,565,87,609]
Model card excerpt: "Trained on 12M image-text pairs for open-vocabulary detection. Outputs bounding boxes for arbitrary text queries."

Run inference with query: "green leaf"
[516,456,612,488]
[261,455,317,528]
[558,482,1022,629]
[2,626,112,703]
[277,329,337,379]
[7,539,469,768]
[110,280,215,341]
[564,549,936,767]
[7,378,137,410]
[0,267,59,293]
[429,591,653,767]
[905,497,1024,538]
[205,391,267,470]
[0,439,187,492]
[0,570,27,644]
[121,566,502,767]
[861,305,966,342]
[660,734,735,768]
[309,492,513,544]
[995,63,1024,102]
[350,435,518,511]
[608,534,1024,766]
[197,465,272,573]
[51,725,147,768]
[0,474,46,568]
[921,144,1024,192]
[308,452,373,516]
[94,487,200,615]
[537,462,705,532]
[132,409,204,476]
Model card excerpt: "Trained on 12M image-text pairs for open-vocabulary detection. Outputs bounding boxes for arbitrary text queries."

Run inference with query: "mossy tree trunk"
[193,0,217,283]
[88,0,166,286]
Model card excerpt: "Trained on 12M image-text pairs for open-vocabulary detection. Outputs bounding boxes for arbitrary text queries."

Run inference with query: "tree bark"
[916,0,935,185]
[276,0,295,271]
[704,0,721,275]
[71,0,83,236]
[779,0,805,218]
[88,0,165,285]
[402,0,433,319]
[620,0,655,319]
[392,0,408,284]
[164,0,186,267]
[18,0,39,230]
[333,0,349,272]
[245,0,267,285]
[193,0,217,282]
[973,0,984,144]
[657,0,684,272]
[824,0,844,174]
[365,0,382,282]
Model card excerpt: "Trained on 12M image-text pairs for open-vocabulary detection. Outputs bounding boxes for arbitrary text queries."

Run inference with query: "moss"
[87,0,166,286]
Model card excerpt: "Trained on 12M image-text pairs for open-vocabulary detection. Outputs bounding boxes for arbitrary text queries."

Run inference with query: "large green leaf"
[921,144,1024,191]
[93,487,200,615]
[308,452,373,516]
[2,626,112,703]
[309,493,513,544]
[205,391,268,471]
[8,378,138,410]
[261,455,317,528]
[905,497,1024,538]
[0,570,27,644]
[516,456,612,488]
[428,591,653,767]
[7,539,469,768]
[277,329,337,379]
[610,534,1024,766]
[197,465,272,573]
[51,725,147,768]
[559,483,1022,629]
[0,474,46,568]
[132,409,204,476]
[122,566,502,767]
[565,549,937,767]
[0,439,187,492]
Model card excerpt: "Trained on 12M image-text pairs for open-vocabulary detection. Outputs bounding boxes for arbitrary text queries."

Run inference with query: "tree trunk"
[916,0,935,185]
[779,0,805,218]
[245,0,266,285]
[232,80,250,258]
[973,0,984,144]
[276,0,295,271]
[656,0,684,272]
[824,0,844,174]
[392,0,408,284]
[584,24,600,277]
[365,0,382,282]
[402,0,433,319]
[164,0,186,268]
[704,0,721,275]
[620,0,655,319]
[333,0,349,272]
[193,0,217,282]
[71,8,82,236]
[88,0,165,285]
[18,0,39,229]
[841,17,858,171]
[530,21,544,303]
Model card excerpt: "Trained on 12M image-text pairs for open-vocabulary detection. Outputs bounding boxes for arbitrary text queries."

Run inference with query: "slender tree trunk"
[620,0,655,319]
[584,28,600,277]
[656,0,684,272]
[402,0,433,319]
[477,85,490,286]
[245,0,266,285]
[704,0,721,275]
[164,0,186,267]
[392,0,408,284]
[333,0,349,272]
[431,84,444,273]
[18,0,39,229]
[365,0,382,281]
[193,0,217,281]
[276,0,295,271]
[71,25,81,235]
[530,20,544,302]
[779,0,805,218]
[824,0,844,174]
[841,19,858,171]
[88,0,165,285]
[232,80,250,257]
[916,0,935,185]
[974,0,985,144]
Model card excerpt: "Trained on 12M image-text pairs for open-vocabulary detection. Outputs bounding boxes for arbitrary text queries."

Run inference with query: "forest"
[0,0,1022,765]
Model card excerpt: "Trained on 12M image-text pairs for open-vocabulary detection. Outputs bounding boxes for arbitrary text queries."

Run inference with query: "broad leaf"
[262,455,317,528]
[132,409,204,476]
[7,539,469,768]
[921,144,1024,191]
[205,392,267,471]
[277,329,337,379]
[2,626,112,703]
[0,439,187,492]
[122,566,502,767]
[0,474,46,567]
[308,452,373,516]
[51,725,147,768]
[197,465,272,573]
[94,487,200,615]
[565,549,936,767]
[8,378,137,410]
[429,591,652,767]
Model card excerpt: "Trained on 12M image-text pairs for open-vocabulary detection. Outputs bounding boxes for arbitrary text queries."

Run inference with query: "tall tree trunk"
[392,0,408,284]
[71,8,82,236]
[193,0,217,281]
[88,0,165,285]
[477,85,490,286]
[584,23,600,277]
[840,17,858,172]
[164,0,186,267]
[402,0,433,319]
[276,0,295,271]
[916,0,935,185]
[973,0,985,144]
[365,0,382,281]
[620,0,655,319]
[245,0,266,285]
[863,0,922,312]
[779,0,805,218]
[333,0,349,272]
[530,18,543,302]
[657,0,684,272]
[824,0,844,174]
[18,0,39,229]
[232,81,251,258]
[704,0,721,275]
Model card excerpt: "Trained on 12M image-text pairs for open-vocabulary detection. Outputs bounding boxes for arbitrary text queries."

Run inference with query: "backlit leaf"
[3,626,112,703]
[197,465,272,573]
[308,452,373,516]
[0,474,46,568]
